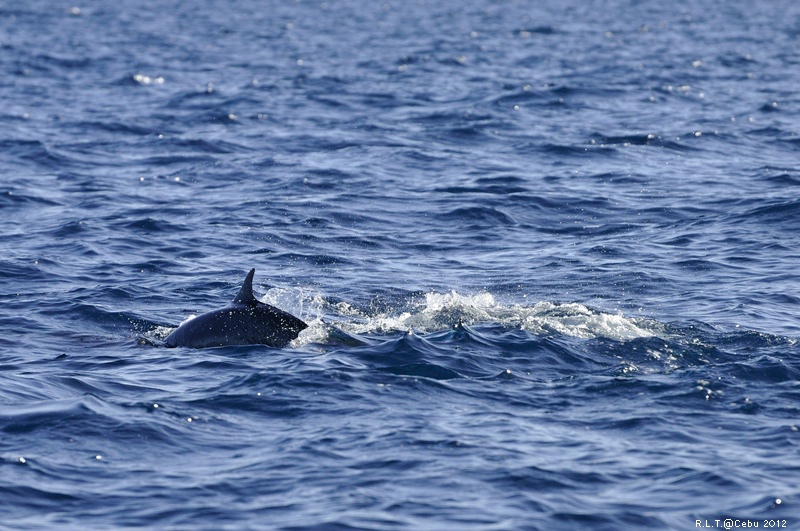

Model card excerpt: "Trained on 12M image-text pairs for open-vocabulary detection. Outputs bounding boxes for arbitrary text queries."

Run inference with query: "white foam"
[261,287,329,348]
[302,289,657,341]
[512,301,656,340]
[260,287,325,323]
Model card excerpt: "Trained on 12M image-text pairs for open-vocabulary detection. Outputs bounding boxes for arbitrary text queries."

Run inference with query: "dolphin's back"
[164,269,308,348]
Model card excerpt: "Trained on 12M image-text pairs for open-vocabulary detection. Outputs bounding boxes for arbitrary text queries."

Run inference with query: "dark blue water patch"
[381,362,463,381]
[717,52,759,68]
[435,205,517,227]
[157,91,239,125]
[760,166,800,186]
[747,128,794,149]
[473,175,529,193]
[780,135,800,148]
[48,220,91,239]
[433,176,529,195]
[515,25,558,37]
[178,380,316,420]
[0,189,61,208]
[528,141,613,159]
[0,484,83,514]
[759,101,782,113]
[64,119,157,138]
[152,136,251,156]
[0,139,54,163]
[52,172,114,194]
[536,220,641,238]
[346,332,453,371]
[22,50,95,76]
[740,199,800,224]
[673,257,728,272]
[118,217,193,234]
[3,395,110,435]
[491,88,550,109]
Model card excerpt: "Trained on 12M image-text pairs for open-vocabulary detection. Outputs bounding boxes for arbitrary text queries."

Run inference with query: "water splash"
[295,289,657,341]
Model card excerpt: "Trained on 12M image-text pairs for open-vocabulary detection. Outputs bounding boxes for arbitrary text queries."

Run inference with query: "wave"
[264,288,658,346]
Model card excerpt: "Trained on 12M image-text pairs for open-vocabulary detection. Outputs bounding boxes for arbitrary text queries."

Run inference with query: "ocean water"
[1,0,799,529]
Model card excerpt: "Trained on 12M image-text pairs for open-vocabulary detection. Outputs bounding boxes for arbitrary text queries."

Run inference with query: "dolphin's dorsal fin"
[233,268,260,305]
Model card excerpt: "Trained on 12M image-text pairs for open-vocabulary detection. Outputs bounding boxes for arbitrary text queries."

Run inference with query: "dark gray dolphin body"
[164,269,307,348]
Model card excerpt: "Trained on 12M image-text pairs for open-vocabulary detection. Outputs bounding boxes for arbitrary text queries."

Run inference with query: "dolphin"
[164,269,307,348]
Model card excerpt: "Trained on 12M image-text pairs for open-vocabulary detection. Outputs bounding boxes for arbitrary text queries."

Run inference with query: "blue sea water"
[1,0,799,528]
